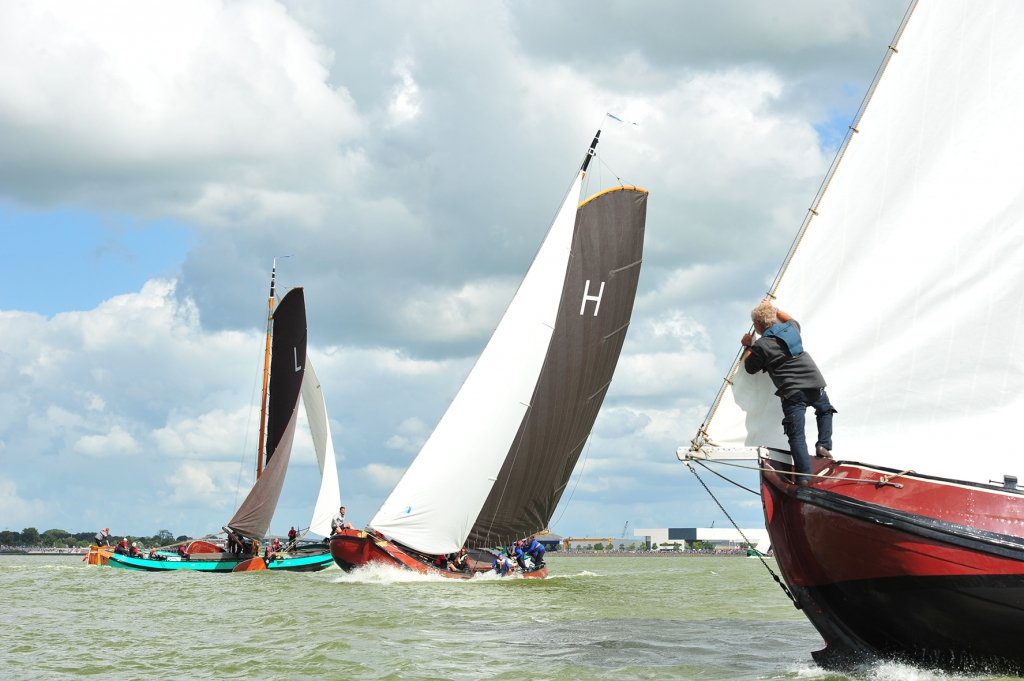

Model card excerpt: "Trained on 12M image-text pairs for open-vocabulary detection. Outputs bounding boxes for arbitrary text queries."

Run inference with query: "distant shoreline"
[552,551,764,558]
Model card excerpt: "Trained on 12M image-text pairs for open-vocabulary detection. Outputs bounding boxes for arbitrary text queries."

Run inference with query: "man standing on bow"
[94,527,111,547]
[742,299,836,484]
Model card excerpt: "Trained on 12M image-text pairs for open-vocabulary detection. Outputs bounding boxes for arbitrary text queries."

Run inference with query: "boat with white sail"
[683,0,1024,671]
[332,130,648,578]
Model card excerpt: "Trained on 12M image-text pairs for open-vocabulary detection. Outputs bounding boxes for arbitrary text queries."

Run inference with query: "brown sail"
[468,186,647,547]
[228,287,307,538]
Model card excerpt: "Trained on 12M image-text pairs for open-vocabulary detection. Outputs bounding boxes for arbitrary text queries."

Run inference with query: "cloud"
[363,463,405,489]
[162,461,249,509]
[152,407,252,460]
[0,0,362,206]
[0,476,47,528]
[385,417,428,454]
[73,426,139,457]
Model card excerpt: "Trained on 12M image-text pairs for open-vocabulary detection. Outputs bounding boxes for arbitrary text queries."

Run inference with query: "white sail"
[370,171,586,554]
[302,357,341,537]
[696,1,1024,487]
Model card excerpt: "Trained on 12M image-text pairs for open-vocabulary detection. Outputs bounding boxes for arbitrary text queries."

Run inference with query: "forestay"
[693,1,1024,487]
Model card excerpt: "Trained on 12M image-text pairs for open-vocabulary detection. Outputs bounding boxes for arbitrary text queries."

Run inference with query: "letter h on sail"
[580,280,605,316]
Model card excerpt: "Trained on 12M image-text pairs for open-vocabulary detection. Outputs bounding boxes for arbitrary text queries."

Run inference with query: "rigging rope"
[692,459,760,495]
[684,461,800,609]
[693,456,907,487]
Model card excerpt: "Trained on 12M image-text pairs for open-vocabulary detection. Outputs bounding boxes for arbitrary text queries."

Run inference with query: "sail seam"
[610,259,642,275]
[587,380,612,401]
[602,322,630,342]
[693,0,921,447]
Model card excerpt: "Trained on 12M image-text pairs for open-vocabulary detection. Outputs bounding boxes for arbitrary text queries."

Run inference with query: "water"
[0,554,1016,680]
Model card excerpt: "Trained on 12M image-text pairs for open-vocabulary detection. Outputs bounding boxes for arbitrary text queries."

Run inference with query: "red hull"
[329,529,548,579]
[762,456,1024,671]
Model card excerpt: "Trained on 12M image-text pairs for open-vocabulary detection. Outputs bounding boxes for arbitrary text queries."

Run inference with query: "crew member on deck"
[510,542,528,571]
[742,299,836,484]
[524,536,545,568]
[452,547,470,573]
[114,538,129,555]
[94,528,110,547]
[287,526,298,545]
[331,506,353,534]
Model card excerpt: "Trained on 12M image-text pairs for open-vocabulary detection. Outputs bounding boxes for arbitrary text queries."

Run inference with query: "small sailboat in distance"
[107,267,339,572]
[331,130,648,578]
[683,0,1024,672]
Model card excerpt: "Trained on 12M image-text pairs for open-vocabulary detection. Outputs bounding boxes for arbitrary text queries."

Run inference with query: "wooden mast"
[256,262,277,480]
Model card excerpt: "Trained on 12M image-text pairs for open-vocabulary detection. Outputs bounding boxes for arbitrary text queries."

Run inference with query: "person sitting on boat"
[451,547,470,573]
[509,543,528,571]
[492,552,515,576]
[129,542,142,558]
[742,299,836,485]
[330,506,353,534]
[114,538,130,555]
[94,527,110,547]
[524,536,545,568]
[432,553,453,571]
[177,543,190,561]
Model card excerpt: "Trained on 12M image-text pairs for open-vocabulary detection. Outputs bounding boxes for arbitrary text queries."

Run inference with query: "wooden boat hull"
[762,457,1024,673]
[329,529,548,579]
[107,550,334,573]
[85,545,114,566]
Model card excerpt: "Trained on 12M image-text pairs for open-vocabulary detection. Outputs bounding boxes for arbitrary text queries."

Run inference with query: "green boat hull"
[108,551,334,573]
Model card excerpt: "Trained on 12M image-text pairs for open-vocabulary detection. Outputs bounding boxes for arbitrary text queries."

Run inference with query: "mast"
[256,261,277,480]
[581,130,600,173]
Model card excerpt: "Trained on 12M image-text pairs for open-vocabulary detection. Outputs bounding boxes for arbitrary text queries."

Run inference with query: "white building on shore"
[634,527,770,553]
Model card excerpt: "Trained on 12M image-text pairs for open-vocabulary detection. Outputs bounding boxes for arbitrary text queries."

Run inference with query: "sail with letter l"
[228,287,307,537]
[691,0,1023,487]
[371,132,648,554]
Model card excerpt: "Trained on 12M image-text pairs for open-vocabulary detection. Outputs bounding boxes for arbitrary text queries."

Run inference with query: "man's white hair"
[751,301,779,328]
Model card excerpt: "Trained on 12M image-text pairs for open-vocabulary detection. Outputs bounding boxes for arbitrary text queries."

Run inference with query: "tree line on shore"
[0,528,190,549]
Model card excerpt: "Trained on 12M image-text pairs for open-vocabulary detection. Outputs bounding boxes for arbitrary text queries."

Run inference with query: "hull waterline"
[330,529,548,579]
[762,457,1024,672]
[107,550,334,573]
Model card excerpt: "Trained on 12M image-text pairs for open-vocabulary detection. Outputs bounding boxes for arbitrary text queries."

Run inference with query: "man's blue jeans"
[781,388,836,474]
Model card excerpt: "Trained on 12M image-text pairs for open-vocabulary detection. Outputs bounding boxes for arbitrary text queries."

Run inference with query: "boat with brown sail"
[332,130,648,578]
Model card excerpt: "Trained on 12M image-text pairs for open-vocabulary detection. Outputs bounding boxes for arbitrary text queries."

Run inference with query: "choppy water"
[0,554,1016,680]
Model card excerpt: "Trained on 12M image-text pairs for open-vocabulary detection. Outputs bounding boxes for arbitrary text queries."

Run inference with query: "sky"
[0,0,910,540]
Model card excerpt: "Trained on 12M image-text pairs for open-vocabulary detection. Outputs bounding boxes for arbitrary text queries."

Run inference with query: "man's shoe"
[796,478,811,488]
[815,445,833,460]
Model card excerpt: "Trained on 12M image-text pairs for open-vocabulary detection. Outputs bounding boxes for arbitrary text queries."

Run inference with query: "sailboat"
[331,131,648,578]
[683,0,1024,672]
[106,268,341,572]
